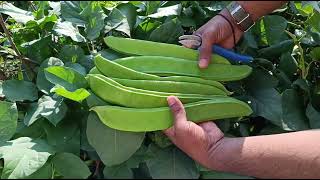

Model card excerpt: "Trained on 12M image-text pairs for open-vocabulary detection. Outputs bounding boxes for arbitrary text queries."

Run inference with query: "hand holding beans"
[164,96,225,169]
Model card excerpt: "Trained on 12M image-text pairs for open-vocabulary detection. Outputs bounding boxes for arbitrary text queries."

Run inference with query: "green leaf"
[103,163,134,179]
[146,144,199,179]
[44,66,88,92]
[201,170,254,179]
[65,62,87,76]
[306,103,320,129]
[295,2,315,16]
[307,11,320,32]
[0,137,54,179]
[147,4,182,18]
[0,2,34,24]
[279,52,298,79]
[60,1,87,25]
[117,3,137,30]
[24,95,67,126]
[86,113,145,167]
[80,2,106,40]
[51,85,90,103]
[245,68,278,90]
[37,57,64,95]
[26,161,53,179]
[302,1,320,13]
[20,36,53,63]
[58,45,85,63]
[282,89,309,131]
[53,21,86,42]
[263,15,288,45]
[3,80,38,102]
[105,8,131,36]
[247,88,282,127]
[14,119,46,139]
[0,101,17,142]
[98,49,126,61]
[43,118,80,155]
[150,131,172,148]
[149,18,184,43]
[310,47,320,61]
[52,152,91,179]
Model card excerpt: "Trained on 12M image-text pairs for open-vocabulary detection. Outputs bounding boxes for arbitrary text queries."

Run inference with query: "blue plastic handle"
[212,45,253,63]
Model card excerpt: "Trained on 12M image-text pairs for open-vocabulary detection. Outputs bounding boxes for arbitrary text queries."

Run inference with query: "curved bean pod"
[115,56,253,81]
[87,74,218,108]
[111,78,230,95]
[91,98,253,132]
[104,36,231,65]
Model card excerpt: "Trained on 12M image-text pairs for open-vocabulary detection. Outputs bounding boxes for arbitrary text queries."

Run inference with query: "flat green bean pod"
[111,78,230,95]
[94,54,159,80]
[87,74,217,108]
[104,36,231,65]
[89,66,229,93]
[115,56,253,81]
[91,98,253,132]
[92,74,222,99]
[93,55,230,92]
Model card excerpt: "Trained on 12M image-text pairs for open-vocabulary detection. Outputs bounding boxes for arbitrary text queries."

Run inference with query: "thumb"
[198,34,213,69]
[167,96,187,126]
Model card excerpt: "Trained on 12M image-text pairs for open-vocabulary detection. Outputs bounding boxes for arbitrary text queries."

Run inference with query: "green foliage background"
[0,1,319,179]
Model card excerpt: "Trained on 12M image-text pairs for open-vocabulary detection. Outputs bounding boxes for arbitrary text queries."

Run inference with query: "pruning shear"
[178,35,253,63]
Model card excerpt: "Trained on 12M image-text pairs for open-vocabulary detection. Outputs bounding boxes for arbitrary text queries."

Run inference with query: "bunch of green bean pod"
[87,37,253,132]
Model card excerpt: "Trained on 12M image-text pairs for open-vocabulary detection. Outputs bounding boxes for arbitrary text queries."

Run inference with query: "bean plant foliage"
[0,1,319,179]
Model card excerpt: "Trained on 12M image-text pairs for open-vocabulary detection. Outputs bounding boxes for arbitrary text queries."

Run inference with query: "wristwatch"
[226,1,255,32]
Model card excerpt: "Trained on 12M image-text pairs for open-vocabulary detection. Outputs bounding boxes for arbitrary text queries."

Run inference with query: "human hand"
[163,96,225,169]
[192,9,244,68]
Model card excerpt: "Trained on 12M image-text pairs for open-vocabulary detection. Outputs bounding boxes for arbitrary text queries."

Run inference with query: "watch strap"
[227,2,255,32]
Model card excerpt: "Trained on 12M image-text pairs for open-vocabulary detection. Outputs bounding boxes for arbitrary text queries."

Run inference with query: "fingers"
[198,36,212,69]
[199,121,224,144]
[167,96,187,126]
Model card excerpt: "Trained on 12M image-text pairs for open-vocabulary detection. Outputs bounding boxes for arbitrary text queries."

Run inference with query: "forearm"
[237,1,288,22]
[209,130,320,179]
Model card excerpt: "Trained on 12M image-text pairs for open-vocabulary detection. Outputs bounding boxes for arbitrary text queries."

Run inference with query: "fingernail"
[199,60,208,68]
[167,96,176,106]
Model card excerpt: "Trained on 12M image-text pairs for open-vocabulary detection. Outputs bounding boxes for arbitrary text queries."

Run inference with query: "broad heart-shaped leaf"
[52,153,91,179]
[201,170,254,179]
[0,101,17,143]
[103,163,134,179]
[3,80,38,102]
[0,2,34,24]
[263,15,288,45]
[65,62,87,76]
[247,88,283,127]
[244,68,279,90]
[42,118,80,155]
[51,85,91,103]
[310,47,320,61]
[79,2,106,40]
[20,35,53,63]
[86,113,145,167]
[105,8,131,36]
[24,95,68,127]
[307,11,320,32]
[53,21,86,42]
[117,3,137,30]
[302,1,320,13]
[279,52,298,80]
[282,89,309,131]
[37,57,64,94]
[58,45,85,63]
[60,1,87,25]
[149,17,184,44]
[306,103,320,129]
[0,137,55,179]
[146,144,200,179]
[147,4,182,18]
[44,66,88,92]
[26,161,53,179]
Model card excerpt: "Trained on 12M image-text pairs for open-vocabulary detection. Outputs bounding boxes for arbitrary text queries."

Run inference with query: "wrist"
[218,9,244,43]
[207,137,244,172]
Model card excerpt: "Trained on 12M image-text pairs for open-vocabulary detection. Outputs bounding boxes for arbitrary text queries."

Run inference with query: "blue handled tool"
[179,35,253,63]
